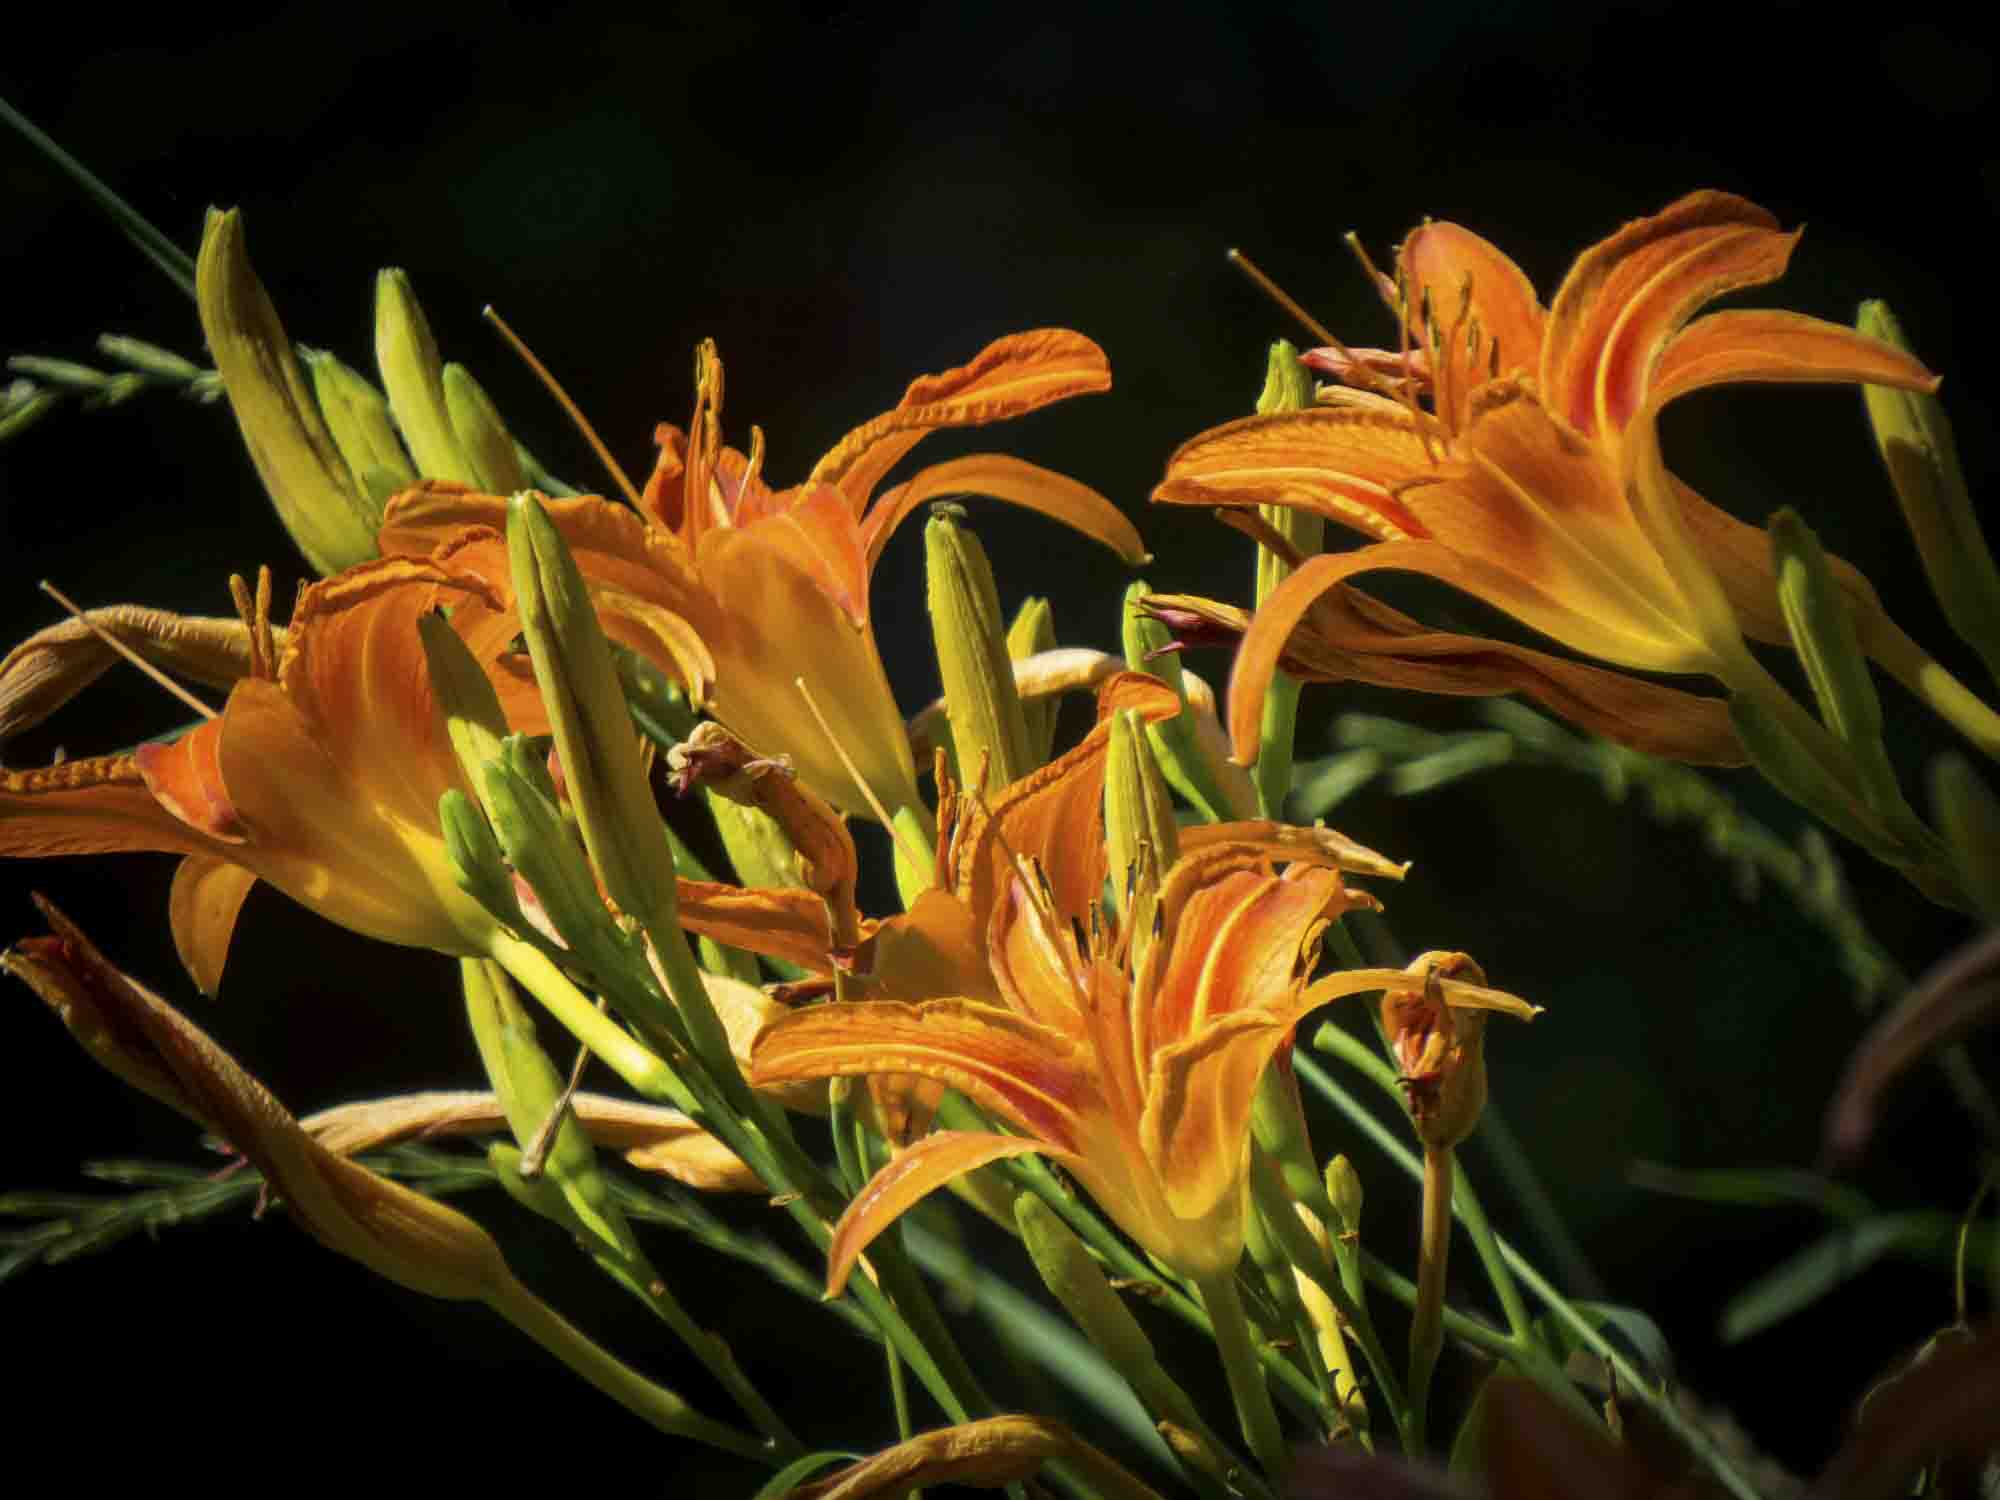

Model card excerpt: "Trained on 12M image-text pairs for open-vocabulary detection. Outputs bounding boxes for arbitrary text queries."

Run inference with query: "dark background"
[3,4,1996,1489]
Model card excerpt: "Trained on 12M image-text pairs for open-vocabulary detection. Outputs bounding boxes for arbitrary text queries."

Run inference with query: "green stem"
[489,934,692,1108]
[1254,671,1302,819]
[1298,1041,1763,1500]
[1195,1271,1291,1486]
[0,94,197,298]
[1407,1146,1451,1453]
[482,1271,772,1462]
[1472,1100,1604,1303]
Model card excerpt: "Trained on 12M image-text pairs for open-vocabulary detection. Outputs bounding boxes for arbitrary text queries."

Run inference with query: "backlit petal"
[1649,308,1940,410]
[822,1130,1059,1296]
[808,330,1112,511]
[168,853,258,997]
[1542,191,1791,435]
[863,455,1149,570]
[751,998,1094,1150]
[0,751,218,858]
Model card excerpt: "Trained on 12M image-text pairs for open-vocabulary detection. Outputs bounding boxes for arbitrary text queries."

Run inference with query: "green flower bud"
[1007,596,1059,766]
[1325,1155,1363,1235]
[416,610,509,800]
[1859,301,2000,683]
[1771,508,1883,753]
[927,508,1033,793]
[1931,754,2000,924]
[375,267,479,485]
[196,208,378,574]
[300,346,414,508]
[444,362,527,494]
[439,788,527,931]
[1104,708,1176,918]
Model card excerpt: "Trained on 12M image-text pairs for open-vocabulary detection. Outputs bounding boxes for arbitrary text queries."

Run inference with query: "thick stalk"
[1195,1271,1290,1486]
[1408,1146,1452,1452]
[1865,611,2000,760]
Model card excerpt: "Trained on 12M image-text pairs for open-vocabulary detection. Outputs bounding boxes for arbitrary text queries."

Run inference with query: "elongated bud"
[1727,694,1916,881]
[1859,302,2000,682]
[375,268,479,485]
[1104,708,1177,918]
[1772,509,1883,751]
[1121,579,1234,821]
[1014,1194,1222,1474]
[927,508,1032,793]
[1932,754,2000,923]
[1007,597,1060,766]
[417,610,509,800]
[196,208,379,573]
[509,491,680,932]
[444,362,527,493]
[1326,1155,1363,1235]
[299,346,415,507]
[1249,1060,1327,1216]
[1253,339,1323,606]
[439,787,528,930]
[461,959,628,1248]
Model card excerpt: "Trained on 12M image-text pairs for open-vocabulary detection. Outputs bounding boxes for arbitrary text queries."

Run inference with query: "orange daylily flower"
[1154,192,1939,764]
[379,330,1147,823]
[752,828,1523,1290]
[0,548,528,991]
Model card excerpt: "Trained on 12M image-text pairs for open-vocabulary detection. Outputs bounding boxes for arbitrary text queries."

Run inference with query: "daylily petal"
[735,483,872,626]
[676,879,839,973]
[1152,584,1744,765]
[808,330,1112,511]
[168,853,258,998]
[0,751,219,858]
[862,887,999,1005]
[863,455,1149,571]
[1141,1008,1296,1254]
[1398,219,1547,389]
[697,522,921,821]
[1148,866,1342,1046]
[0,607,257,744]
[1154,406,1433,544]
[821,1129,1058,1296]
[751,998,1093,1151]
[1648,308,1939,411]
[134,718,244,840]
[1227,541,1713,770]
[1541,190,1793,436]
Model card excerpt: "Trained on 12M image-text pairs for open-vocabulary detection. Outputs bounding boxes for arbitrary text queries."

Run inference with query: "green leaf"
[1720,1214,1964,1343]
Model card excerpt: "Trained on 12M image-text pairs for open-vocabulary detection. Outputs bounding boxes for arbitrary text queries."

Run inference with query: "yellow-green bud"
[196,208,379,574]
[1104,709,1177,919]
[926,508,1033,793]
[1326,1155,1363,1235]
[1007,596,1059,767]
[509,492,680,932]
[375,268,479,485]
[1932,754,2000,924]
[439,788,527,932]
[416,610,509,803]
[444,362,527,493]
[1771,508,1882,753]
[1859,301,2000,683]
[1253,338,1323,607]
[300,346,414,509]
[1120,579,1232,823]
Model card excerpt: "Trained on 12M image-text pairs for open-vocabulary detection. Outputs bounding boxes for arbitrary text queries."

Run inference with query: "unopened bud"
[927,509,1032,793]
[1859,301,2000,681]
[197,208,378,573]
[1326,1155,1363,1234]
[1104,708,1177,919]
[300,346,414,507]
[1007,597,1059,765]
[444,362,527,494]
[375,268,478,485]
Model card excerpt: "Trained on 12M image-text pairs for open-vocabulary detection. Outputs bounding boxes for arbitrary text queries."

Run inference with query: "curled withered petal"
[784,1415,1158,1500]
[298,1088,763,1192]
[807,329,1113,509]
[6,899,515,1300]
[0,607,261,743]
[1823,929,2000,1166]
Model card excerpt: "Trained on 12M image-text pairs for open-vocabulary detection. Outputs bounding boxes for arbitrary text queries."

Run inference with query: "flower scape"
[4,144,1999,1500]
